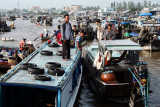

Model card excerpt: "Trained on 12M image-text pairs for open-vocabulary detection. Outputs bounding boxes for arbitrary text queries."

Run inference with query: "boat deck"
[1,44,79,89]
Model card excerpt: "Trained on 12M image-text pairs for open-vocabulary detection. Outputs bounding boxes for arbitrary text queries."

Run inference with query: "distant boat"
[2,37,14,41]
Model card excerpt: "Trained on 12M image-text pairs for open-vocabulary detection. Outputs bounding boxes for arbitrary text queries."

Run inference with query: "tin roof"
[99,40,142,51]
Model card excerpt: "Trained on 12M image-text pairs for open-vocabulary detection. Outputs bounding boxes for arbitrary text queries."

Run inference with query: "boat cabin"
[98,40,142,70]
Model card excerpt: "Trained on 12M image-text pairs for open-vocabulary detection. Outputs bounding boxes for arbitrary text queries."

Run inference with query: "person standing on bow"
[103,24,116,40]
[61,14,74,61]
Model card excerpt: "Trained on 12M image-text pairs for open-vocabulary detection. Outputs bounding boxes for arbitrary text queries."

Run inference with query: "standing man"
[61,14,74,61]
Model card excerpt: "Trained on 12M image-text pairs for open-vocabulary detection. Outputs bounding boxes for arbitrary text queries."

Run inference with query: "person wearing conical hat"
[27,41,35,54]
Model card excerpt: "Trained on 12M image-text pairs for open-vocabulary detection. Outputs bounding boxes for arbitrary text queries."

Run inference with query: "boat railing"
[0,42,48,82]
[128,66,149,107]
[60,51,81,88]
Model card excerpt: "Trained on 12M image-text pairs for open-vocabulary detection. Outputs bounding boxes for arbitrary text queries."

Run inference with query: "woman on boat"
[56,32,62,46]
[103,24,116,40]
[27,41,35,54]
[96,19,104,41]
[11,21,15,29]
[19,37,27,51]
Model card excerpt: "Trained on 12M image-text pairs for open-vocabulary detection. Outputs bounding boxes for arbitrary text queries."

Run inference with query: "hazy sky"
[0,0,159,9]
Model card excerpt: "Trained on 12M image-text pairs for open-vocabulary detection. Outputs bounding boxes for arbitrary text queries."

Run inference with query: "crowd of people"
[48,14,87,61]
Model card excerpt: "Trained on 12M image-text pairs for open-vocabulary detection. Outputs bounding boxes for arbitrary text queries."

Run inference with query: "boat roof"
[121,21,135,24]
[99,40,142,51]
[139,13,152,16]
[142,24,160,27]
[102,20,117,22]
[0,42,80,90]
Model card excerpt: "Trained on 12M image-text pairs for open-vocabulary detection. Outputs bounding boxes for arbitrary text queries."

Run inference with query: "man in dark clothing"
[73,25,79,38]
[61,14,74,60]
[53,25,61,37]
[103,24,116,40]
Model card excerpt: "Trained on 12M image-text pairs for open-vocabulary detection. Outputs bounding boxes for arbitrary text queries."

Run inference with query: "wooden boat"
[138,24,160,51]
[0,39,82,107]
[1,37,14,41]
[82,40,150,107]
[41,37,51,41]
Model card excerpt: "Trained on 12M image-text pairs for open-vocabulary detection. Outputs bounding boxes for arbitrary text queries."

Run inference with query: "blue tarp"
[139,13,152,16]
[130,32,139,37]
[121,21,135,24]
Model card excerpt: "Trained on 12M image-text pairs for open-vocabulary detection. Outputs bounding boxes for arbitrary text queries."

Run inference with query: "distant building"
[98,7,116,20]
[30,6,41,13]
[64,5,83,12]
[141,8,150,13]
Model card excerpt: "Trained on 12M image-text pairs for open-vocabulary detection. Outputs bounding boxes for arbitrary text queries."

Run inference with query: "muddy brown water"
[0,18,159,107]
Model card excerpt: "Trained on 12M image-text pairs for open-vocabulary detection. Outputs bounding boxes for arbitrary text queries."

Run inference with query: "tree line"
[111,0,159,12]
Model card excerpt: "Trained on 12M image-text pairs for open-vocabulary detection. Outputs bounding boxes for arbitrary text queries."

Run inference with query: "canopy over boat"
[121,21,135,24]
[139,13,152,16]
[99,40,142,51]
[130,32,139,37]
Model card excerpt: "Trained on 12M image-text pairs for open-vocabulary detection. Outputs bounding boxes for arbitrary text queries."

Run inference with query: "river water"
[0,18,159,107]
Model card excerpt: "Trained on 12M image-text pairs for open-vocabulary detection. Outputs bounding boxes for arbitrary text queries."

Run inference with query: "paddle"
[33,36,41,41]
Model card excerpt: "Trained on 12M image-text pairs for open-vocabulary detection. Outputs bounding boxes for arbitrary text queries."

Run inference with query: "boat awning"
[99,40,142,51]
[139,13,152,16]
[102,20,117,22]
[121,21,135,24]
[142,24,160,27]
[130,32,139,37]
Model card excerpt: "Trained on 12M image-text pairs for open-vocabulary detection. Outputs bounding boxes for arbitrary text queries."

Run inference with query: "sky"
[0,0,159,9]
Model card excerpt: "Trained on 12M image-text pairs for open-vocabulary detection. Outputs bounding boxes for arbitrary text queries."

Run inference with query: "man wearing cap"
[61,14,74,61]
[96,19,104,41]
[19,37,26,51]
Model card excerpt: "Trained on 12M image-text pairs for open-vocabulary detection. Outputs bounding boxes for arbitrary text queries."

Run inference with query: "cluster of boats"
[0,38,150,107]
[0,12,158,107]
